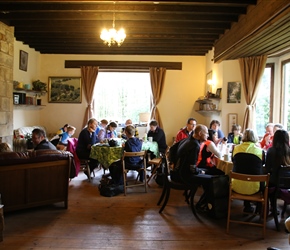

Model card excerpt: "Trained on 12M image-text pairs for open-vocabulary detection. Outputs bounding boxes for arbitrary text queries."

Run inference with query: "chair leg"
[282,202,287,218]
[159,185,170,213]
[271,195,280,231]
[262,200,268,238]
[190,186,198,216]
[157,182,167,206]
[226,196,232,234]
[147,164,158,184]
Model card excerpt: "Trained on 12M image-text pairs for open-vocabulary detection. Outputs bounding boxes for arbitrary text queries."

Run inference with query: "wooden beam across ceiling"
[65,60,182,70]
[0,0,258,57]
[214,0,290,62]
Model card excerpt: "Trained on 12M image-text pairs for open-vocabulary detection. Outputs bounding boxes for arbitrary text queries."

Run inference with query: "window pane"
[93,72,150,124]
[255,67,271,136]
[283,61,290,130]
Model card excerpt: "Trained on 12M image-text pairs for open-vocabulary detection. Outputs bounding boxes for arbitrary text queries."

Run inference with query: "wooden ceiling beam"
[214,0,290,62]
[65,60,182,70]
[0,2,251,14]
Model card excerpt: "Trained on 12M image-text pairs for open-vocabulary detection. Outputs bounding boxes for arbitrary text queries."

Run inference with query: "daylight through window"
[93,72,151,124]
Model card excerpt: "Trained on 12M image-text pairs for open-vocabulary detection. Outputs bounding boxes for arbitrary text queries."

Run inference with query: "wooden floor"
[1,169,289,250]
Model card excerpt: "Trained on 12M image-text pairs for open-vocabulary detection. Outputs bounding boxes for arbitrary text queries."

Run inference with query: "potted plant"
[32,80,47,92]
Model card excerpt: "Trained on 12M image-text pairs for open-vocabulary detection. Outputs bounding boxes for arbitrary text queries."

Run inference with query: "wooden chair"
[157,155,198,216]
[122,151,147,195]
[67,138,94,182]
[147,146,170,185]
[226,171,270,238]
[269,165,290,231]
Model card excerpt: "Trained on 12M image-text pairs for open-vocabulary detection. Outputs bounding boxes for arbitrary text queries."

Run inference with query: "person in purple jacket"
[109,125,143,185]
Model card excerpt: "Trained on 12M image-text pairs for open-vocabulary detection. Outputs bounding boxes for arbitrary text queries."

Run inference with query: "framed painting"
[228,113,238,131]
[227,82,241,103]
[19,50,28,71]
[216,88,222,98]
[48,77,82,103]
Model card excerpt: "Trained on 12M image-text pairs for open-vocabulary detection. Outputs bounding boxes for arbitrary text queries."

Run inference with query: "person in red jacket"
[196,129,225,175]
[174,118,197,143]
[260,123,274,150]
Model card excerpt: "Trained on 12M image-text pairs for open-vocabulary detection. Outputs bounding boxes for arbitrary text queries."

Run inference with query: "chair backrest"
[278,166,290,189]
[122,151,146,160]
[230,171,269,186]
[232,152,264,175]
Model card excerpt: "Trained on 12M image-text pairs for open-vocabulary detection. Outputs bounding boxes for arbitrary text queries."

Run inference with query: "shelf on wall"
[13,105,45,110]
[196,110,221,114]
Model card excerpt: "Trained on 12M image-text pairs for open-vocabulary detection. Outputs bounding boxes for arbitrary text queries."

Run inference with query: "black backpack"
[168,138,187,165]
[98,176,124,197]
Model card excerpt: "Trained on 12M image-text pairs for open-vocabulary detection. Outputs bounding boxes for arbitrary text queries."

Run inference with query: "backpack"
[168,138,187,165]
[98,176,124,197]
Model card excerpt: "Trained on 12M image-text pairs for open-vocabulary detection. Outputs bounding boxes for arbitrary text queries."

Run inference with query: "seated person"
[121,119,139,139]
[109,125,143,185]
[232,128,265,213]
[97,119,109,142]
[174,118,197,143]
[50,123,69,146]
[56,123,69,135]
[260,123,274,150]
[98,121,118,142]
[209,119,225,144]
[32,128,57,150]
[57,125,76,150]
[196,129,224,175]
[227,124,242,144]
[76,118,99,179]
[147,120,167,156]
[265,129,290,187]
[0,142,12,152]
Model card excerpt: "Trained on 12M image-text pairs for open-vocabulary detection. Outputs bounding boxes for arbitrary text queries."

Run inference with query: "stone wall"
[0,22,14,147]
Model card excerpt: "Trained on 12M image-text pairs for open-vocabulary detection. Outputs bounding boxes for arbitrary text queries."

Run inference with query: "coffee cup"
[148,137,153,142]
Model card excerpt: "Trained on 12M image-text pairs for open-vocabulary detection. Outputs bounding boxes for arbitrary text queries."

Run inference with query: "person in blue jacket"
[109,125,143,185]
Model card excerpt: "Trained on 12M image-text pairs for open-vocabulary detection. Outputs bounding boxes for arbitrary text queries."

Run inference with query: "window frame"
[280,58,290,129]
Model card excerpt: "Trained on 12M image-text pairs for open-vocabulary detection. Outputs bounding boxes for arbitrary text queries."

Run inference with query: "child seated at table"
[109,125,143,185]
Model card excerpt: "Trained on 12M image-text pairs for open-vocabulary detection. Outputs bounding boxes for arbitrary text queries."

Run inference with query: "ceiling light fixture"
[100,2,126,47]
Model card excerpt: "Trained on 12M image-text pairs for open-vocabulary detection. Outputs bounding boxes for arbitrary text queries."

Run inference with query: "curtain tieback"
[247,105,253,110]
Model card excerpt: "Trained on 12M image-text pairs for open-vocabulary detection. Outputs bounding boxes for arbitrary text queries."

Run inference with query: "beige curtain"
[149,67,166,128]
[80,66,99,128]
[239,55,267,131]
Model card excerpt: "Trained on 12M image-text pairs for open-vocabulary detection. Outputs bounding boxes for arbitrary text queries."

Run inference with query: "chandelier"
[100,3,126,47]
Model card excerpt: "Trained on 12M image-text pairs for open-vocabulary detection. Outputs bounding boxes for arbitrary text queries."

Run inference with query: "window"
[93,72,151,124]
[255,63,274,137]
[282,59,290,131]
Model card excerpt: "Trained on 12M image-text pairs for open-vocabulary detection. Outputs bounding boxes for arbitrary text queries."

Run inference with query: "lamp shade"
[139,112,150,123]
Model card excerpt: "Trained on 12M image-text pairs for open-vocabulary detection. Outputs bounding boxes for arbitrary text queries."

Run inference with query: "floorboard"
[0,169,289,249]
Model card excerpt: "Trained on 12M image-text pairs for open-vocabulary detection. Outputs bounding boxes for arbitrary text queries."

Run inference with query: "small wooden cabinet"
[195,97,221,114]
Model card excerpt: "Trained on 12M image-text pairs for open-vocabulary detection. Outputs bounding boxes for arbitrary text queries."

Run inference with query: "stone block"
[0,40,8,53]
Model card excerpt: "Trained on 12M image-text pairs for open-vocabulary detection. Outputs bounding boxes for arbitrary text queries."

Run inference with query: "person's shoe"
[243,206,254,213]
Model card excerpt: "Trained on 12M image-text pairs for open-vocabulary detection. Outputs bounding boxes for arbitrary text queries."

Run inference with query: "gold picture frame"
[48,77,82,103]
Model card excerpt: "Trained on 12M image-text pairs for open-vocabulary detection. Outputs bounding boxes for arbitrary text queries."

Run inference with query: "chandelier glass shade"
[100,12,126,47]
